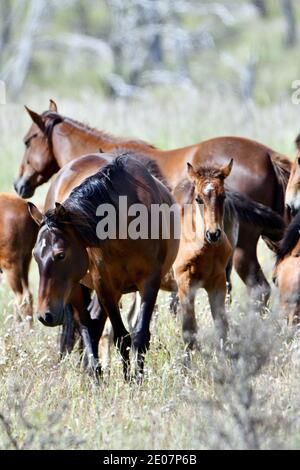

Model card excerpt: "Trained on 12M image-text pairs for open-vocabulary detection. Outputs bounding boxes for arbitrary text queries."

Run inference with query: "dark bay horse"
[0,193,38,325]
[29,154,179,379]
[15,100,291,303]
[285,135,300,217]
[273,211,300,326]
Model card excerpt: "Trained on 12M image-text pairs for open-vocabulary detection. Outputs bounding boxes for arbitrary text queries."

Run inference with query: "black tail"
[225,188,285,242]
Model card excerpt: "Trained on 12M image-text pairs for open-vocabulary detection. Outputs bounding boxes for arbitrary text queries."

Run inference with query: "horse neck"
[51,121,159,168]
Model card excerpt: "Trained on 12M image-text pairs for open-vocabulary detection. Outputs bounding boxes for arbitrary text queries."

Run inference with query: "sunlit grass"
[0,90,300,449]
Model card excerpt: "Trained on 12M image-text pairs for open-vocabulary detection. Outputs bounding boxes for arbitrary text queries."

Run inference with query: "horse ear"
[187,162,197,182]
[55,202,67,220]
[222,159,233,179]
[49,99,58,112]
[24,106,45,132]
[28,202,44,226]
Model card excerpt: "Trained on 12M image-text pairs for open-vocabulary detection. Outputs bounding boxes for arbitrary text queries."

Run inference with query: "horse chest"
[175,240,231,282]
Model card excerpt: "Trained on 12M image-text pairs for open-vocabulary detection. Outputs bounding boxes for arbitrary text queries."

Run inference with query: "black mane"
[44,152,164,246]
[225,188,285,242]
[276,211,300,263]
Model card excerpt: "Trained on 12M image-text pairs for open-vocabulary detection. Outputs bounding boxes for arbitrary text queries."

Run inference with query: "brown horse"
[42,150,285,359]
[170,160,285,349]
[0,193,38,325]
[273,211,300,325]
[285,135,300,217]
[28,154,179,379]
[15,100,291,303]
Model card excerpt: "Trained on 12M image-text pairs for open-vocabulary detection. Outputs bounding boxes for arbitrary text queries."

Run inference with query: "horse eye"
[54,252,65,261]
[195,195,203,204]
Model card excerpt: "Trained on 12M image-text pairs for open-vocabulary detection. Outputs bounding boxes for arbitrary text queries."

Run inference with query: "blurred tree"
[279,0,297,46]
[252,0,268,18]
[9,0,47,95]
[0,1,13,54]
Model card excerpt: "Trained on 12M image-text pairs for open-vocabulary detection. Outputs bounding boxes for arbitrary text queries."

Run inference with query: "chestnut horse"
[0,193,38,325]
[170,160,285,348]
[29,154,179,379]
[273,211,300,325]
[15,100,291,303]
[285,135,300,217]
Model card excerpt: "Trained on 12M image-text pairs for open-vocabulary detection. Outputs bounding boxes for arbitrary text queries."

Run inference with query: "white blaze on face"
[286,191,300,212]
[203,182,214,195]
[40,237,48,257]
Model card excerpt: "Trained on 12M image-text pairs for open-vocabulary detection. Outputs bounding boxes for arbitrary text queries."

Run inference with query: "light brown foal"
[171,161,233,349]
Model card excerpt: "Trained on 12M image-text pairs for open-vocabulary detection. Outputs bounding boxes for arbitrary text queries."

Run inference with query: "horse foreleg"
[176,272,197,350]
[96,287,131,381]
[206,275,228,347]
[69,285,105,376]
[60,304,76,358]
[133,274,161,380]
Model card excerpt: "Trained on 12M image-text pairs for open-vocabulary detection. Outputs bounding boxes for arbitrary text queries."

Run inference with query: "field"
[1,89,300,450]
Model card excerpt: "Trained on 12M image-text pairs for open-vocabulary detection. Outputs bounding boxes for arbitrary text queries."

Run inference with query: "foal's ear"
[49,99,58,112]
[28,202,44,227]
[55,202,67,221]
[221,159,233,179]
[24,106,45,132]
[187,162,197,182]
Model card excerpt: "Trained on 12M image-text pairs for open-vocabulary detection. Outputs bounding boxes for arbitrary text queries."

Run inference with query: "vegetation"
[1,0,300,450]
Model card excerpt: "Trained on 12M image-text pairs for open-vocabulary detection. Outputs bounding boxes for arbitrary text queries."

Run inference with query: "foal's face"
[187,160,233,244]
[33,225,89,327]
[285,155,300,217]
[14,105,58,199]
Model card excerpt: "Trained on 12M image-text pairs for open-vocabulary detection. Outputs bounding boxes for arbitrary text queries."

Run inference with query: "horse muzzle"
[14,178,35,199]
[285,203,298,218]
[206,229,222,244]
[38,309,64,327]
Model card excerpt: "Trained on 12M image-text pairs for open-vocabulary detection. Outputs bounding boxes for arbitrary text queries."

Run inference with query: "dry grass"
[0,88,300,449]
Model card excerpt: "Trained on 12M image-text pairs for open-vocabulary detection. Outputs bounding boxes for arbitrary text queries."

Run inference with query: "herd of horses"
[2,99,300,380]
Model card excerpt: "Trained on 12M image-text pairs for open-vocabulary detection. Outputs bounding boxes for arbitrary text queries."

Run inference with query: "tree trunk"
[279,0,297,47]
[0,0,13,55]
[8,0,47,95]
[252,0,268,18]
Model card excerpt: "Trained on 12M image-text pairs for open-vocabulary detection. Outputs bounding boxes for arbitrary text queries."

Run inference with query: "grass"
[0,88,300,449]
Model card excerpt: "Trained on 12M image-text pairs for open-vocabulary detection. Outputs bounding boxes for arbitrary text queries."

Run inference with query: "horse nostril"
[206,229,221,243]
[44,312,53,325]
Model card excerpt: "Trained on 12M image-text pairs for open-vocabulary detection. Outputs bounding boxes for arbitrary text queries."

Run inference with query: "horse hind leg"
[224,213,239,304]
[5,261,33,328]
[225,260,233,305]
[233,236,271,310]
[99,318,113,371]
[127,292,141,332]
